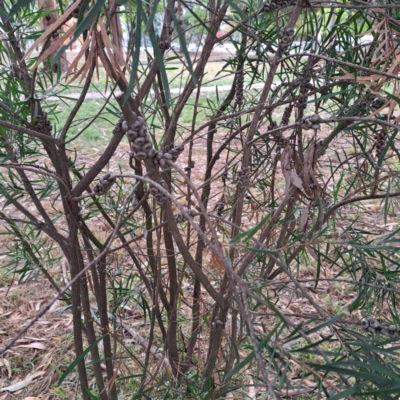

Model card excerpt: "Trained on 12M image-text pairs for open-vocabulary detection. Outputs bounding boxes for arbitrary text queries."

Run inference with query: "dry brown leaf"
[207,252,224,275]
[36,350,53,369]
[99,21,127,83]
[306,246,318,261]
[289,170,303,189]
[97,43,116,84]
[67,39,97,85]
[0,372,47,393]
[0,358,12,378]
[65,36,91,79]
[95,51,100,81]
[1,380,33,393]
[15,342,47,350]
[99,21,120,74]
[281,147,291,194]
[302,142,315,196]
[78,46,97,85]
[361,19,385,35]
[10,311,24,320]
[24,0,82,60]
[299,205,310,234]
[24,337,47,342]
[25,371,47,381]
[33,22,77,70]
[248,376,256,399]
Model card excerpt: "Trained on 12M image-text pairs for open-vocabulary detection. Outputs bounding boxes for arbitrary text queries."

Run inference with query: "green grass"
[46,93,221,145]
[45,85,271,148]
[46,99,119,143]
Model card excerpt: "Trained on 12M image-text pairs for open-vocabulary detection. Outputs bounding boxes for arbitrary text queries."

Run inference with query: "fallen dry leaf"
[15,342,47,350]
[0,358,11,378]
[1,380,33,393]
[25,371,47,381]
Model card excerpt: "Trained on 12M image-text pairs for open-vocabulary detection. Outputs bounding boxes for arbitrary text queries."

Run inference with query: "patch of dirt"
[0,278,76,399]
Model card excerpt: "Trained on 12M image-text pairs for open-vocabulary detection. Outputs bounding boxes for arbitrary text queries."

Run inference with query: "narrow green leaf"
[8,0,35,19]
[349,341,400,355]
[384,180,391,225]
[303,314,343,336]
[384,90,400,106]
[124,0,142,103]
[284,320,308,343]
[225,323,280,381]
[334,361,400,382]
[180,0,217,40]
[291,335,334,353]
[147,29,170,105]
[333,171,344,203]
[308,90,347,104]
[310,364,393,383]
[117,374,144,381]
[328,383,368,400]
[58,334,107,386]
[230,213,271,245]
[261,294,289,328]
[362,383,400,396]
[145,0,160,32]
[86,388,101,399]
[166,0,196,86]
[225,0,249,21]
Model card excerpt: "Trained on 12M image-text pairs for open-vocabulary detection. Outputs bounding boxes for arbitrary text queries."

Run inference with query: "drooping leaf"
[124,0,142,103]
[58,334,107,386]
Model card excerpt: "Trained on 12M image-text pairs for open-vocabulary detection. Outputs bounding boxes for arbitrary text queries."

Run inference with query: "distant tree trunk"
[109,0,124,64]
[37,0,68,72]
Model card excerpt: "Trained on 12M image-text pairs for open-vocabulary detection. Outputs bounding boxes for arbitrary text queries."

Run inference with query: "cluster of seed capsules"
[93,173,117,195]
[159,26,174,50]
[174,209,197,223]
[281,104,293,125]
[123,116,156,161]
[237,166,250,189]
[214,198,225,216]
[302,113,322,130]
[235,70,244,107]
[211,319,225,329]
[153,144,185,167]
[113,115,155,160]
[262,0,296,12]
[315,139,327,157]
[278,26,295,52]
[35,112,52,132]
[374,130,387,158]
[362,317,400,337]
[268,121,289,149]
[159,39,171,50]
[114,116,184,166]
[77,205,83,227]
[296,76,311,110]
[149,180,169,205]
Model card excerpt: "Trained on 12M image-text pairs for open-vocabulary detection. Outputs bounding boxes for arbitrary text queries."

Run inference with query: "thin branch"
[0,120,60,143]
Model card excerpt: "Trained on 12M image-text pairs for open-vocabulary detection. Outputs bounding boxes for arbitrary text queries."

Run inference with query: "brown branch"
[0,120,59,143]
